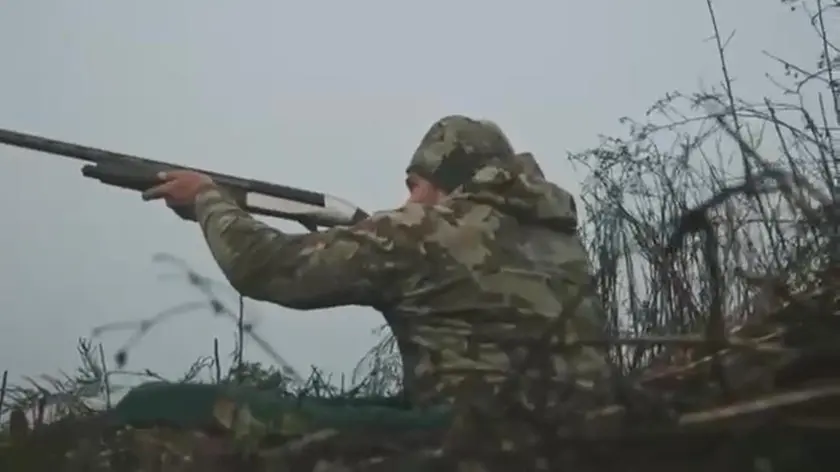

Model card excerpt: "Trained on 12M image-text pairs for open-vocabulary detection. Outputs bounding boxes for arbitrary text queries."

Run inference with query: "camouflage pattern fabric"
[513,151,546,179]
[192,115,612,469]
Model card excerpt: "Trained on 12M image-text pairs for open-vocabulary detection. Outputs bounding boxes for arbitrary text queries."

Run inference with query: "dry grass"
[1,0,838,469]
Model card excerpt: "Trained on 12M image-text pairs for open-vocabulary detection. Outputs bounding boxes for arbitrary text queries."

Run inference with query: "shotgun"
[0,128,369,231]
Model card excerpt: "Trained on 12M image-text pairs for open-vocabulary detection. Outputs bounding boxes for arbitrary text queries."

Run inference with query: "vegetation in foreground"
[1,0,838,469]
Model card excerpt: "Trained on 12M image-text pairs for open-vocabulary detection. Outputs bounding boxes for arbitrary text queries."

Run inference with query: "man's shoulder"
[356,201,498,245]
[367,203,455,229]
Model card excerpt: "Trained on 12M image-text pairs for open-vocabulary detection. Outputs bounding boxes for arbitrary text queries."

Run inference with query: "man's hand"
[142,170,216,220]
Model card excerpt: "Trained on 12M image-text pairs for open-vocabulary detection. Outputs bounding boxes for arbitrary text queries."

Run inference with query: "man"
[143,115,610,468]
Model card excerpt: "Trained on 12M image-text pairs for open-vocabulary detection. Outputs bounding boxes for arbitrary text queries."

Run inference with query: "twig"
[814,0,840,126]
[213,337,222,384]
[91,253,303,384]
[236,294,245,382]
[0,370,8,417]
[35,396,45,428]
[705,0,779,268]
[98,344,112,409]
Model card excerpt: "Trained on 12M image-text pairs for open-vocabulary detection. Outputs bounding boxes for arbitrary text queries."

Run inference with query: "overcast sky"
[0,0,816,385]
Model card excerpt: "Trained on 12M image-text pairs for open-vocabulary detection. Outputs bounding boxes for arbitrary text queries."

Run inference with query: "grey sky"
[0,0,815,383]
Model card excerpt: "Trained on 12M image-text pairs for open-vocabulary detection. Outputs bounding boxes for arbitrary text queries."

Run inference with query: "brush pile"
[3,281,839,472]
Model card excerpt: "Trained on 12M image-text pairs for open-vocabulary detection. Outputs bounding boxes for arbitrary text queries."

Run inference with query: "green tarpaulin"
[112,382,452,435]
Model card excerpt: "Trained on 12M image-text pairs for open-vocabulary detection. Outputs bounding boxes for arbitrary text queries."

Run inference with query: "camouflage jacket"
[193,155,608,409]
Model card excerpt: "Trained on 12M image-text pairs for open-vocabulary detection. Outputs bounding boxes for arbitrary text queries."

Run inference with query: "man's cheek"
[409,186,430,204]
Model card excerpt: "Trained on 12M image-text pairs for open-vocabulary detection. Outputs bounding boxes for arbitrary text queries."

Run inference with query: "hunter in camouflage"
[142,115,611,469]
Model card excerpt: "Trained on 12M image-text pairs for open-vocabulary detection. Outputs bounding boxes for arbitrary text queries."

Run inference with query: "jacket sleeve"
[193,187,418,309]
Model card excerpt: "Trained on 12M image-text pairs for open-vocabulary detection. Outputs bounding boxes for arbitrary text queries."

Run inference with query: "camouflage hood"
[407,116,578,233]
[455,152,578,232]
